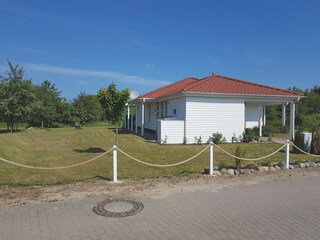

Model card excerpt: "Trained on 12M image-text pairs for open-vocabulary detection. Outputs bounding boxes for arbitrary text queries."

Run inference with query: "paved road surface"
[1,175,319,240]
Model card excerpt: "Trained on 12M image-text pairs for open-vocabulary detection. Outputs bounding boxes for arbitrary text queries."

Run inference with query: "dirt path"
[0,168,319,207]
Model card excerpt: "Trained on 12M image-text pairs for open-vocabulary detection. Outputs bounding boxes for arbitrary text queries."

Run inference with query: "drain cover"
[93,199,144,218]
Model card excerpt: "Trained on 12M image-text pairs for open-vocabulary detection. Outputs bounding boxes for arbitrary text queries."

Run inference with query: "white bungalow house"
[127,73,304,144]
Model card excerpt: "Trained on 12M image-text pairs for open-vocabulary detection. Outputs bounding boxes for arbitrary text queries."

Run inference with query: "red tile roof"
[139,74,304,99]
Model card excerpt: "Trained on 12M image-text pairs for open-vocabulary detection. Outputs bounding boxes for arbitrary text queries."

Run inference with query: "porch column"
[290,101,295,140]
[259,104,263,137]
[135,105,138,134]
[130,106,134,131]
[263,106,266,126]
[282,104,286,127]
[141,99,145,136]
[127,104,130,130]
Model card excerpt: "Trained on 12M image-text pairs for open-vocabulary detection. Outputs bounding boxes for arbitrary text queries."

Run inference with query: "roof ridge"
[139,77,197,98]
[183,76,210,91]
[213,74,303,96]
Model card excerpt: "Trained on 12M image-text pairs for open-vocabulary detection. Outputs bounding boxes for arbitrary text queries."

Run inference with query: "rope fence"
[117,145,209,168]
[0,140,319,183]
[289,141,320,158]
[0,147,113,170]
[213,143,287,161]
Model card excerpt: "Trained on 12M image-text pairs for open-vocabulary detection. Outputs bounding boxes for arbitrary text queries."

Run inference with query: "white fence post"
[209,141,213,175]
[284,140,290,169]
[113,145,118,183]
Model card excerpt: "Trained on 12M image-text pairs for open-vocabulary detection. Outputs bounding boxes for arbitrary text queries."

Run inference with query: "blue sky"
[0,0,319,100]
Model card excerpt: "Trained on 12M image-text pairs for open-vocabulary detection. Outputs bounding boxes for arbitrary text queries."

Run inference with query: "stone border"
[93,198,144,218]
[205,160,320,176]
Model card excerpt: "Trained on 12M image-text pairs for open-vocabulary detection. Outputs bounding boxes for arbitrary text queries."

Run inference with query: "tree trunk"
[116,124,119,146]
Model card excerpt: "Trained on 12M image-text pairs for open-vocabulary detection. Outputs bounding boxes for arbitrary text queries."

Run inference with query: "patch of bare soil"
[0,168,319,207]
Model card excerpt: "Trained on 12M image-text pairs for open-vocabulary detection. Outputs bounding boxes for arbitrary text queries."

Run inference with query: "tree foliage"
[97,82,130,143]
[0,61,34,132]
[72,92,103,123]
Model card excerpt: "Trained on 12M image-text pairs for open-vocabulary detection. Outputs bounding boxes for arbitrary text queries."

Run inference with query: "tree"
[97,83,130,144]
[29,80,62,127]
[72,92,103,124]
[0,60,34,132]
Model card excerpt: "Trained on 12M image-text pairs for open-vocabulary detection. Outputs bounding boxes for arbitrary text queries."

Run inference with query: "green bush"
[211,132,226,144]
[242,127,259,143]
[235,145,246,169]
[218,161,229,170]
[311,126,320,154]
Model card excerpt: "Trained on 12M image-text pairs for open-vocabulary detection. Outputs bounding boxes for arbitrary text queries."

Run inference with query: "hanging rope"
[289,141,320,158]
[0,147,113,170]
[213,142,287,161]
[117,145,209,167]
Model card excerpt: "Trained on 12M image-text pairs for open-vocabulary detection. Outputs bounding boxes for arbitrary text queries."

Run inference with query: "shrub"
[182,136,188,145]
[194,136,202,145]
[218,161,229,171]
[211,132,226,144]
[235,145,246,169]
[242,127,259,143]
[311,126,320,154]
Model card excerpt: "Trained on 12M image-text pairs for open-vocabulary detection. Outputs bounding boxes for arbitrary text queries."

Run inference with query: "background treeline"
[0,61,104,132]
[1,61,319,133]
[266,86,320,134]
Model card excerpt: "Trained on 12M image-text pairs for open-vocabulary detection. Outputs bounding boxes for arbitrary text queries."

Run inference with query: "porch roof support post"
[282,104,286,127]
[135,105,138,134]
[290,101,295,140]
[127,104,130,130]
[263,106,266,126]
[130,105,133,131]
[259,104,263,137]
[141,99,145,136]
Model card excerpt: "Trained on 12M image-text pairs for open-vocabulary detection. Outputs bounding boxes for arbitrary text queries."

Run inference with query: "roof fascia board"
[181,92,302,101]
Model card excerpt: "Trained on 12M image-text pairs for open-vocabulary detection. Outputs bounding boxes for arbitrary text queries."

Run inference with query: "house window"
[173,109,176,115]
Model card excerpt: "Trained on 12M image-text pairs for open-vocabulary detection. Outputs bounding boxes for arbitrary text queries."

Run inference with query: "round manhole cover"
[93,199,144,218]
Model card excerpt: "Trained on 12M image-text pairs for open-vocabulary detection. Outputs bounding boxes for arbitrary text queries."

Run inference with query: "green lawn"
[0,125,316,186]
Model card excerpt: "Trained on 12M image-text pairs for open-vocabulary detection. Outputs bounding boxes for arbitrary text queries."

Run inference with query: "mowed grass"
[0,126,316,186]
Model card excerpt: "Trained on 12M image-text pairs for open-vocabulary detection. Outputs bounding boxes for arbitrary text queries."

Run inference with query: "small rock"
[239,169,245,174]
[275,165,281,170]
[289,165,294,170]
[234,170,240,175]
[317,163,320,168]
[310,162,317,168]
[298,163,306,168]
[244,169,251,175]
[227,169,234,175]
[258,166,269,172]
[250,169,257,173]
[269,166,276,172]
[213,170,221,176]
[220,168,227,174]
[293,164,299,169]
[305,162,310,168]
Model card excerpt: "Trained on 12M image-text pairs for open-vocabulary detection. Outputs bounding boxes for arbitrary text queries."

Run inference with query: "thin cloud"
[23,63,171,87]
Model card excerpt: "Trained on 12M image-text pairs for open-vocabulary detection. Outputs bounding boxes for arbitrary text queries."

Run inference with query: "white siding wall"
[158,119,184,144]
[245,103,260,128]
[185,97,245,143]
[166,98,186,120]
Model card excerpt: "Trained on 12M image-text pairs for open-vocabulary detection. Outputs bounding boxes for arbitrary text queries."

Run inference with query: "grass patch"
[0,125,317,186]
